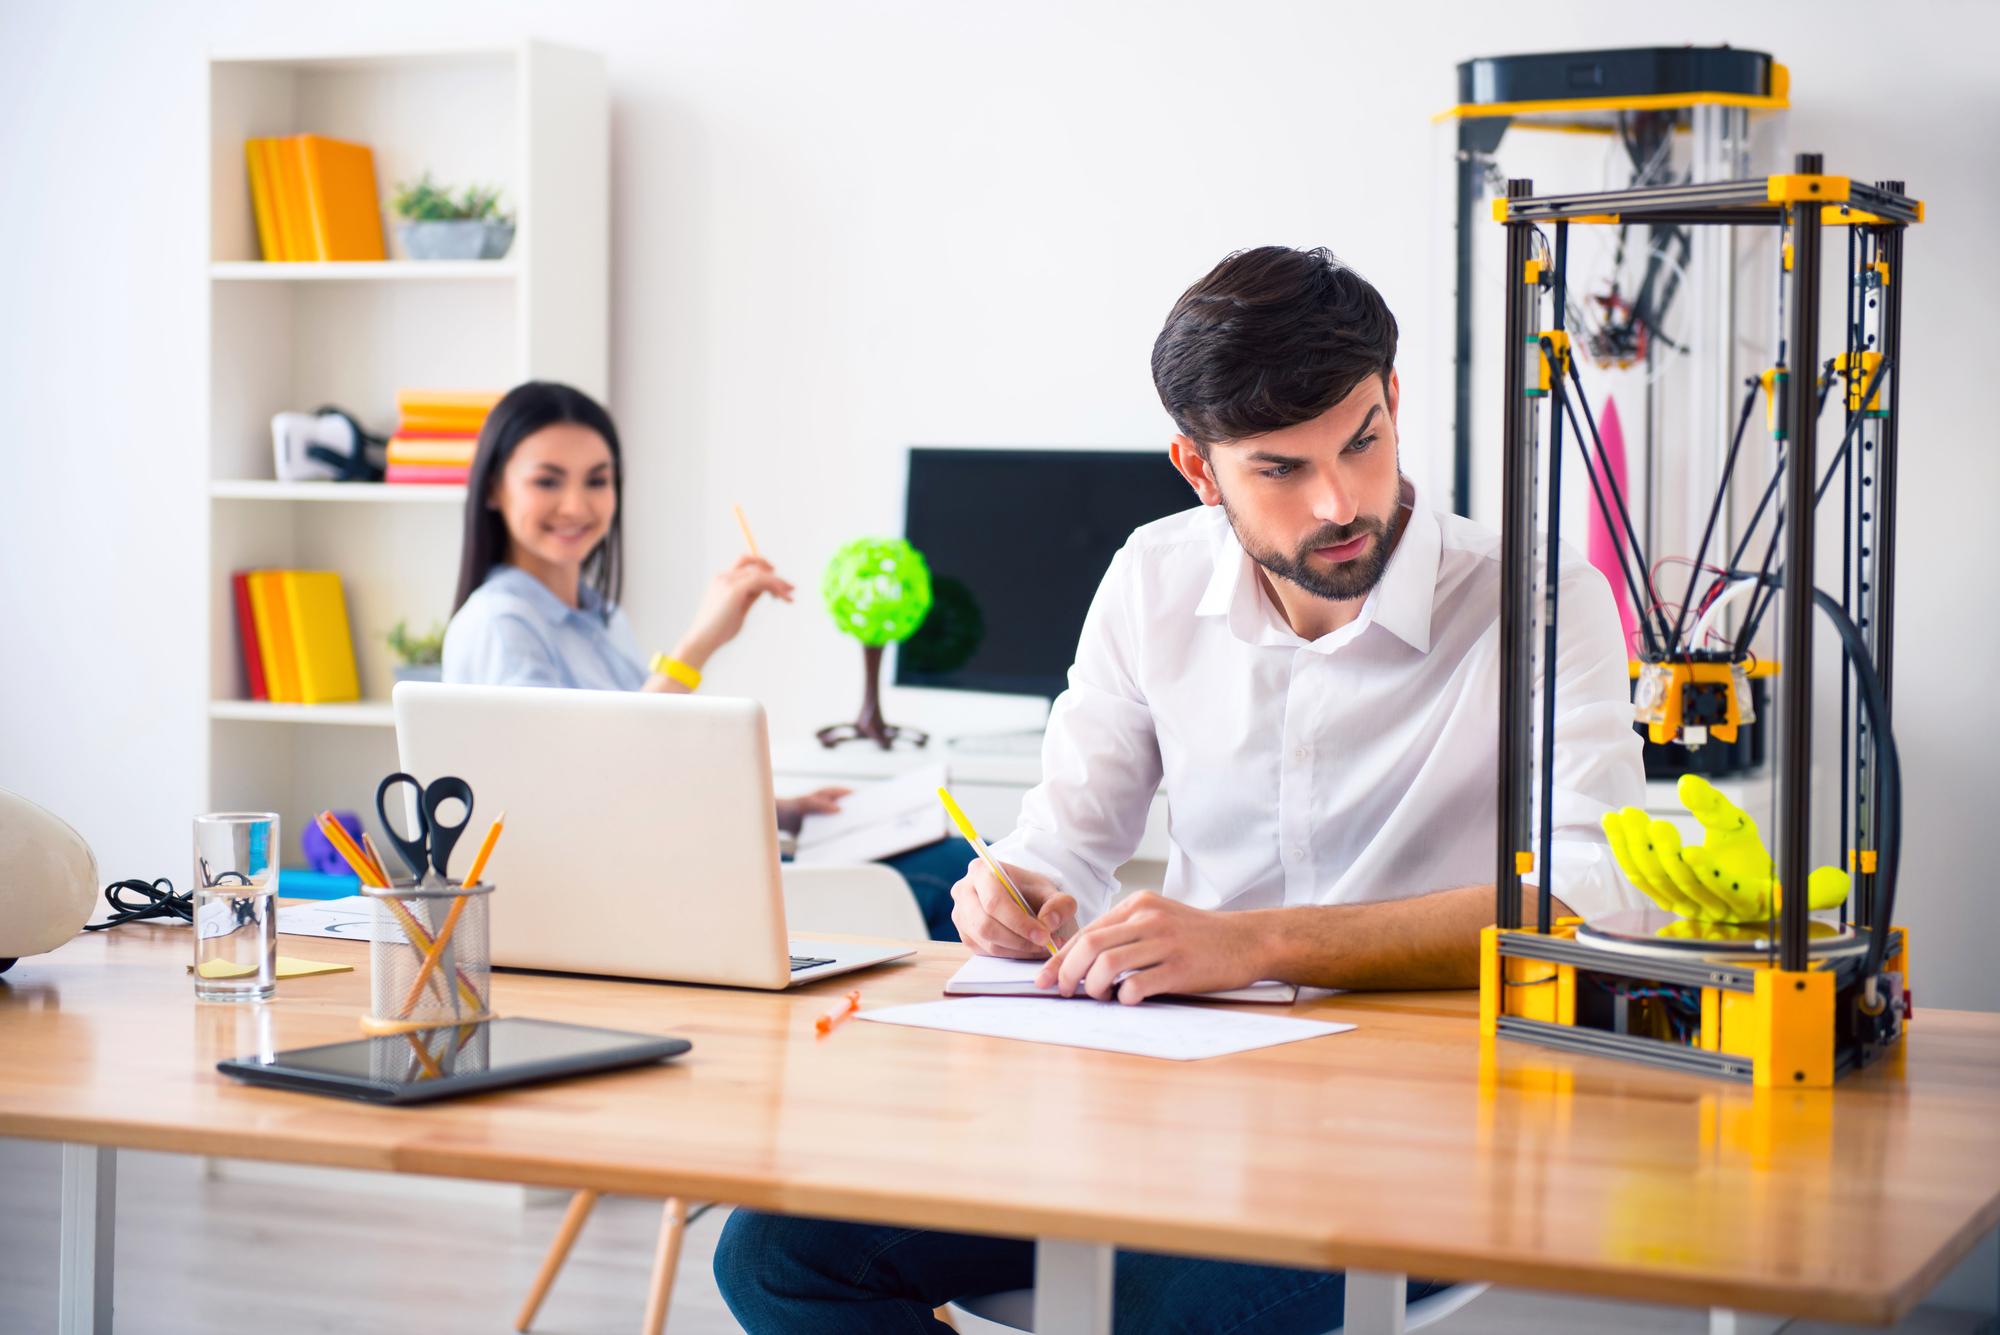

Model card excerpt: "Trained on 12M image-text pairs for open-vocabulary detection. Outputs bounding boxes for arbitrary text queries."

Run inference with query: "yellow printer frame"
[1478,158,1921,1086]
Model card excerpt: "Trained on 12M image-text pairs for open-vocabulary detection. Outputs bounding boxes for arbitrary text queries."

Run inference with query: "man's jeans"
[714,1209,1446,1334]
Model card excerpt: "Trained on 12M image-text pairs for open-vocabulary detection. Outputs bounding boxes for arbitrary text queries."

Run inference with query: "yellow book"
[281,571,361,704]
[386,438,478,465]
[247,571,301,702]
[297,134,386,262]
[265,138,304,262]
[244,138,280,262]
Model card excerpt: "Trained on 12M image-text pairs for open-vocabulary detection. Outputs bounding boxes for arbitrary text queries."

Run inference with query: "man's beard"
[1222,497,1399,603]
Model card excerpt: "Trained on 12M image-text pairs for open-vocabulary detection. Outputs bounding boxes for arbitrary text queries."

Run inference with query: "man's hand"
[950,861,1076,959]
[1033,891,1264,1004]
[1602,774,1849,922]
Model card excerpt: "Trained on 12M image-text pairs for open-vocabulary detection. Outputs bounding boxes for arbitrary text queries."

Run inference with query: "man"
[715,246,1644,1333]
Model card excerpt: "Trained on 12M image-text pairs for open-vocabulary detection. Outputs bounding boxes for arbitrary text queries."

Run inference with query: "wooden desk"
[6,922,1998,1334]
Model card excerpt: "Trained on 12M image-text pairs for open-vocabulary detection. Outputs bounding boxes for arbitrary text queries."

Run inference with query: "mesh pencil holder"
[360,879,495,1035]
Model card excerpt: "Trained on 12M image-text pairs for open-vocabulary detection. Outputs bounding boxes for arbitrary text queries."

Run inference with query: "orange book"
[396,414,491,436]
[297,134,386,262]
[246,571,301,702]
[244,139,280,261]
[281,571,361,704]
[266,138,307,261]
[395,389,503,416]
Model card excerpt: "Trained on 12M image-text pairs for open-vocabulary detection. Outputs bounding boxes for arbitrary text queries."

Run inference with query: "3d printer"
[1476,155,1920,1086]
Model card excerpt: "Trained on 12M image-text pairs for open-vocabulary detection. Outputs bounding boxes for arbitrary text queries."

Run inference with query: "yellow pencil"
[360,832,394,886]
[462,812,505,886]
[318,811,385,888]
[936,787,1057,958]
[733,504,761,558]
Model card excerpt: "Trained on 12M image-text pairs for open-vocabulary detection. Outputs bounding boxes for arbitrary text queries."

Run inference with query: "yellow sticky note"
[190,956,354,980]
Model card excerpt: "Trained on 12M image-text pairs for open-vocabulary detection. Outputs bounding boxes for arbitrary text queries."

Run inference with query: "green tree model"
[816,537,933,749]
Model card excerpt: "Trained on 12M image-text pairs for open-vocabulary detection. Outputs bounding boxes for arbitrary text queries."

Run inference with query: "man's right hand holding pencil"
[949,860,1075,959]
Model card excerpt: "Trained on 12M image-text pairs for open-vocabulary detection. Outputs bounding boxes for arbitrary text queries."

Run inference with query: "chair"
[947,1280,1489,1334]
[780,862,931,938]
[514,861,927,1332]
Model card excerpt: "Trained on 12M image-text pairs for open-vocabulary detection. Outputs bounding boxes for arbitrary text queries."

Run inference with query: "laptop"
[392,682,916,989]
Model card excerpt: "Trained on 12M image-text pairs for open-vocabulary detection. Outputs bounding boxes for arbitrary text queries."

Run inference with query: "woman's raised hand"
[676,554,796,667]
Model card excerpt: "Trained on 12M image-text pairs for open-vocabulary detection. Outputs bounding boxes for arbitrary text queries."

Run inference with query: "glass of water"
[193,812,280,1002]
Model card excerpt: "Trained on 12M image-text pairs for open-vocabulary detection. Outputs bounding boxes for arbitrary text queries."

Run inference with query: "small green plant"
[391,173,511,223]
[386,619,446,667]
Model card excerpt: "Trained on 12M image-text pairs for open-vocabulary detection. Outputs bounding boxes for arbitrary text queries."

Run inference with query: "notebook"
[280,571,360,704]
[944,954,1299,1004]
[246,571,300,702]
[297,134,386,261]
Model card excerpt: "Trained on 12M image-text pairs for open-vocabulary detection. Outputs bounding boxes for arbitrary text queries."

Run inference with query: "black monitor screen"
[896,447,1197,700]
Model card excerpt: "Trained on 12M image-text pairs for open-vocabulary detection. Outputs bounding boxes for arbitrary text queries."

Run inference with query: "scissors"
[374,772,475,885]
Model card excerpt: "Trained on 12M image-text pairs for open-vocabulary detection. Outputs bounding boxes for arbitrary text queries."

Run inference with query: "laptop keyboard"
[789,955,835,973]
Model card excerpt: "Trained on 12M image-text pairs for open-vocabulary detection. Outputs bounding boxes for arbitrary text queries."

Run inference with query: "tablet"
[217,1017,692,1105]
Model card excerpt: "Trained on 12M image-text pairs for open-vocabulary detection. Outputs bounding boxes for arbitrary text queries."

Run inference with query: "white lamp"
[0,788,99,974]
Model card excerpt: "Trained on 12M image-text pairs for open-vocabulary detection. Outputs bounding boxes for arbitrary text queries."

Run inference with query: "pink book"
[384,463,471,485]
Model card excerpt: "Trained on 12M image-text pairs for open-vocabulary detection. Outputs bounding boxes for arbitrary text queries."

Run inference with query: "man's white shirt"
[985,480,1646,924]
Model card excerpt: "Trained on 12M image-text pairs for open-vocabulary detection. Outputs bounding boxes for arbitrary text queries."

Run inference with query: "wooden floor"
[1,1138,1987,1334]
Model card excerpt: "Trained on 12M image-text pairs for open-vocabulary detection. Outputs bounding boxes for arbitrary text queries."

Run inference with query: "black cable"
[1727,572,1902,981]
[82,878,193,930]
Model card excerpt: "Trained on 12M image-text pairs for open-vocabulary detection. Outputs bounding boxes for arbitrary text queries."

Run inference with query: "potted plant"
[386,620,447,684]
[390,173,515,260]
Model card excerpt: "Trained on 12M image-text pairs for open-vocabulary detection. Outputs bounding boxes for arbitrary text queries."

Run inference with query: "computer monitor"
[896,446,1197,700]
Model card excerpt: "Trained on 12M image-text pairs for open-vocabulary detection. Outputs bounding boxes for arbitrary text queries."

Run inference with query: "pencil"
[935,787,1058,958]
[733,504,761,558]
[318,812,385,888]
[397,894,468,1018]
[360,832,394,886]
[462,813,505,886]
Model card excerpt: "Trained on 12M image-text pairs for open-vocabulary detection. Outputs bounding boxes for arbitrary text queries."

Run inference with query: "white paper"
[275,895,405,943]
[944,955,1299,1004]
[859,996,1352,1061]
[793,763,951,864]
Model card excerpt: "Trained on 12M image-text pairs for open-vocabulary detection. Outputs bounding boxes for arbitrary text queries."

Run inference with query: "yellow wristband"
[649,654,702,691]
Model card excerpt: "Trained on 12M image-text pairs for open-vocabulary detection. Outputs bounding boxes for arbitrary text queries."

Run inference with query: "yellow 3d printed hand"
[1600,774,1849,923]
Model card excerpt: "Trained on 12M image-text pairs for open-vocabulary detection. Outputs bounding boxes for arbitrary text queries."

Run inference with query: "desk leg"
[1032,1238,1112,1335]
[58,1143,115,1335]
[1708,1310,1786,1335]
[1342,1270,1406,1335]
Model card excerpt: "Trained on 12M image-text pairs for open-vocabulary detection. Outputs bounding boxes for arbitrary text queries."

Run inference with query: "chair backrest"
[780,863,928,940]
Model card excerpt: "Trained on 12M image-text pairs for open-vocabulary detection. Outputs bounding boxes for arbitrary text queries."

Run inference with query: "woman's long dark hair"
[453,381,624,616]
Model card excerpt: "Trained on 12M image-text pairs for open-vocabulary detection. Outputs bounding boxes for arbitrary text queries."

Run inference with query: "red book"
[230,571,269,700]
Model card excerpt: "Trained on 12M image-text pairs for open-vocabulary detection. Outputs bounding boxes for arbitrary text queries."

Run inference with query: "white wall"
[4,0,1997,1009]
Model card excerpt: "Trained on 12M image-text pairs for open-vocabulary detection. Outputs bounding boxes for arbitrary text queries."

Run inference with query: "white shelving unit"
[202,40,607,864]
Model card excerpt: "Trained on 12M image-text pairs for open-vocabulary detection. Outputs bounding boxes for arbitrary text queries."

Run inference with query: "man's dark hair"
[1151,246,1398,453]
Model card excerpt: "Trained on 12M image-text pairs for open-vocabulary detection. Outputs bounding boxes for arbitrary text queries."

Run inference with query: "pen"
[936,787,1058,958]
[815,989,861,1037]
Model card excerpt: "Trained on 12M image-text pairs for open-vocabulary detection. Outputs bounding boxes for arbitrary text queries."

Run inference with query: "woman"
[443,381,962,938]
